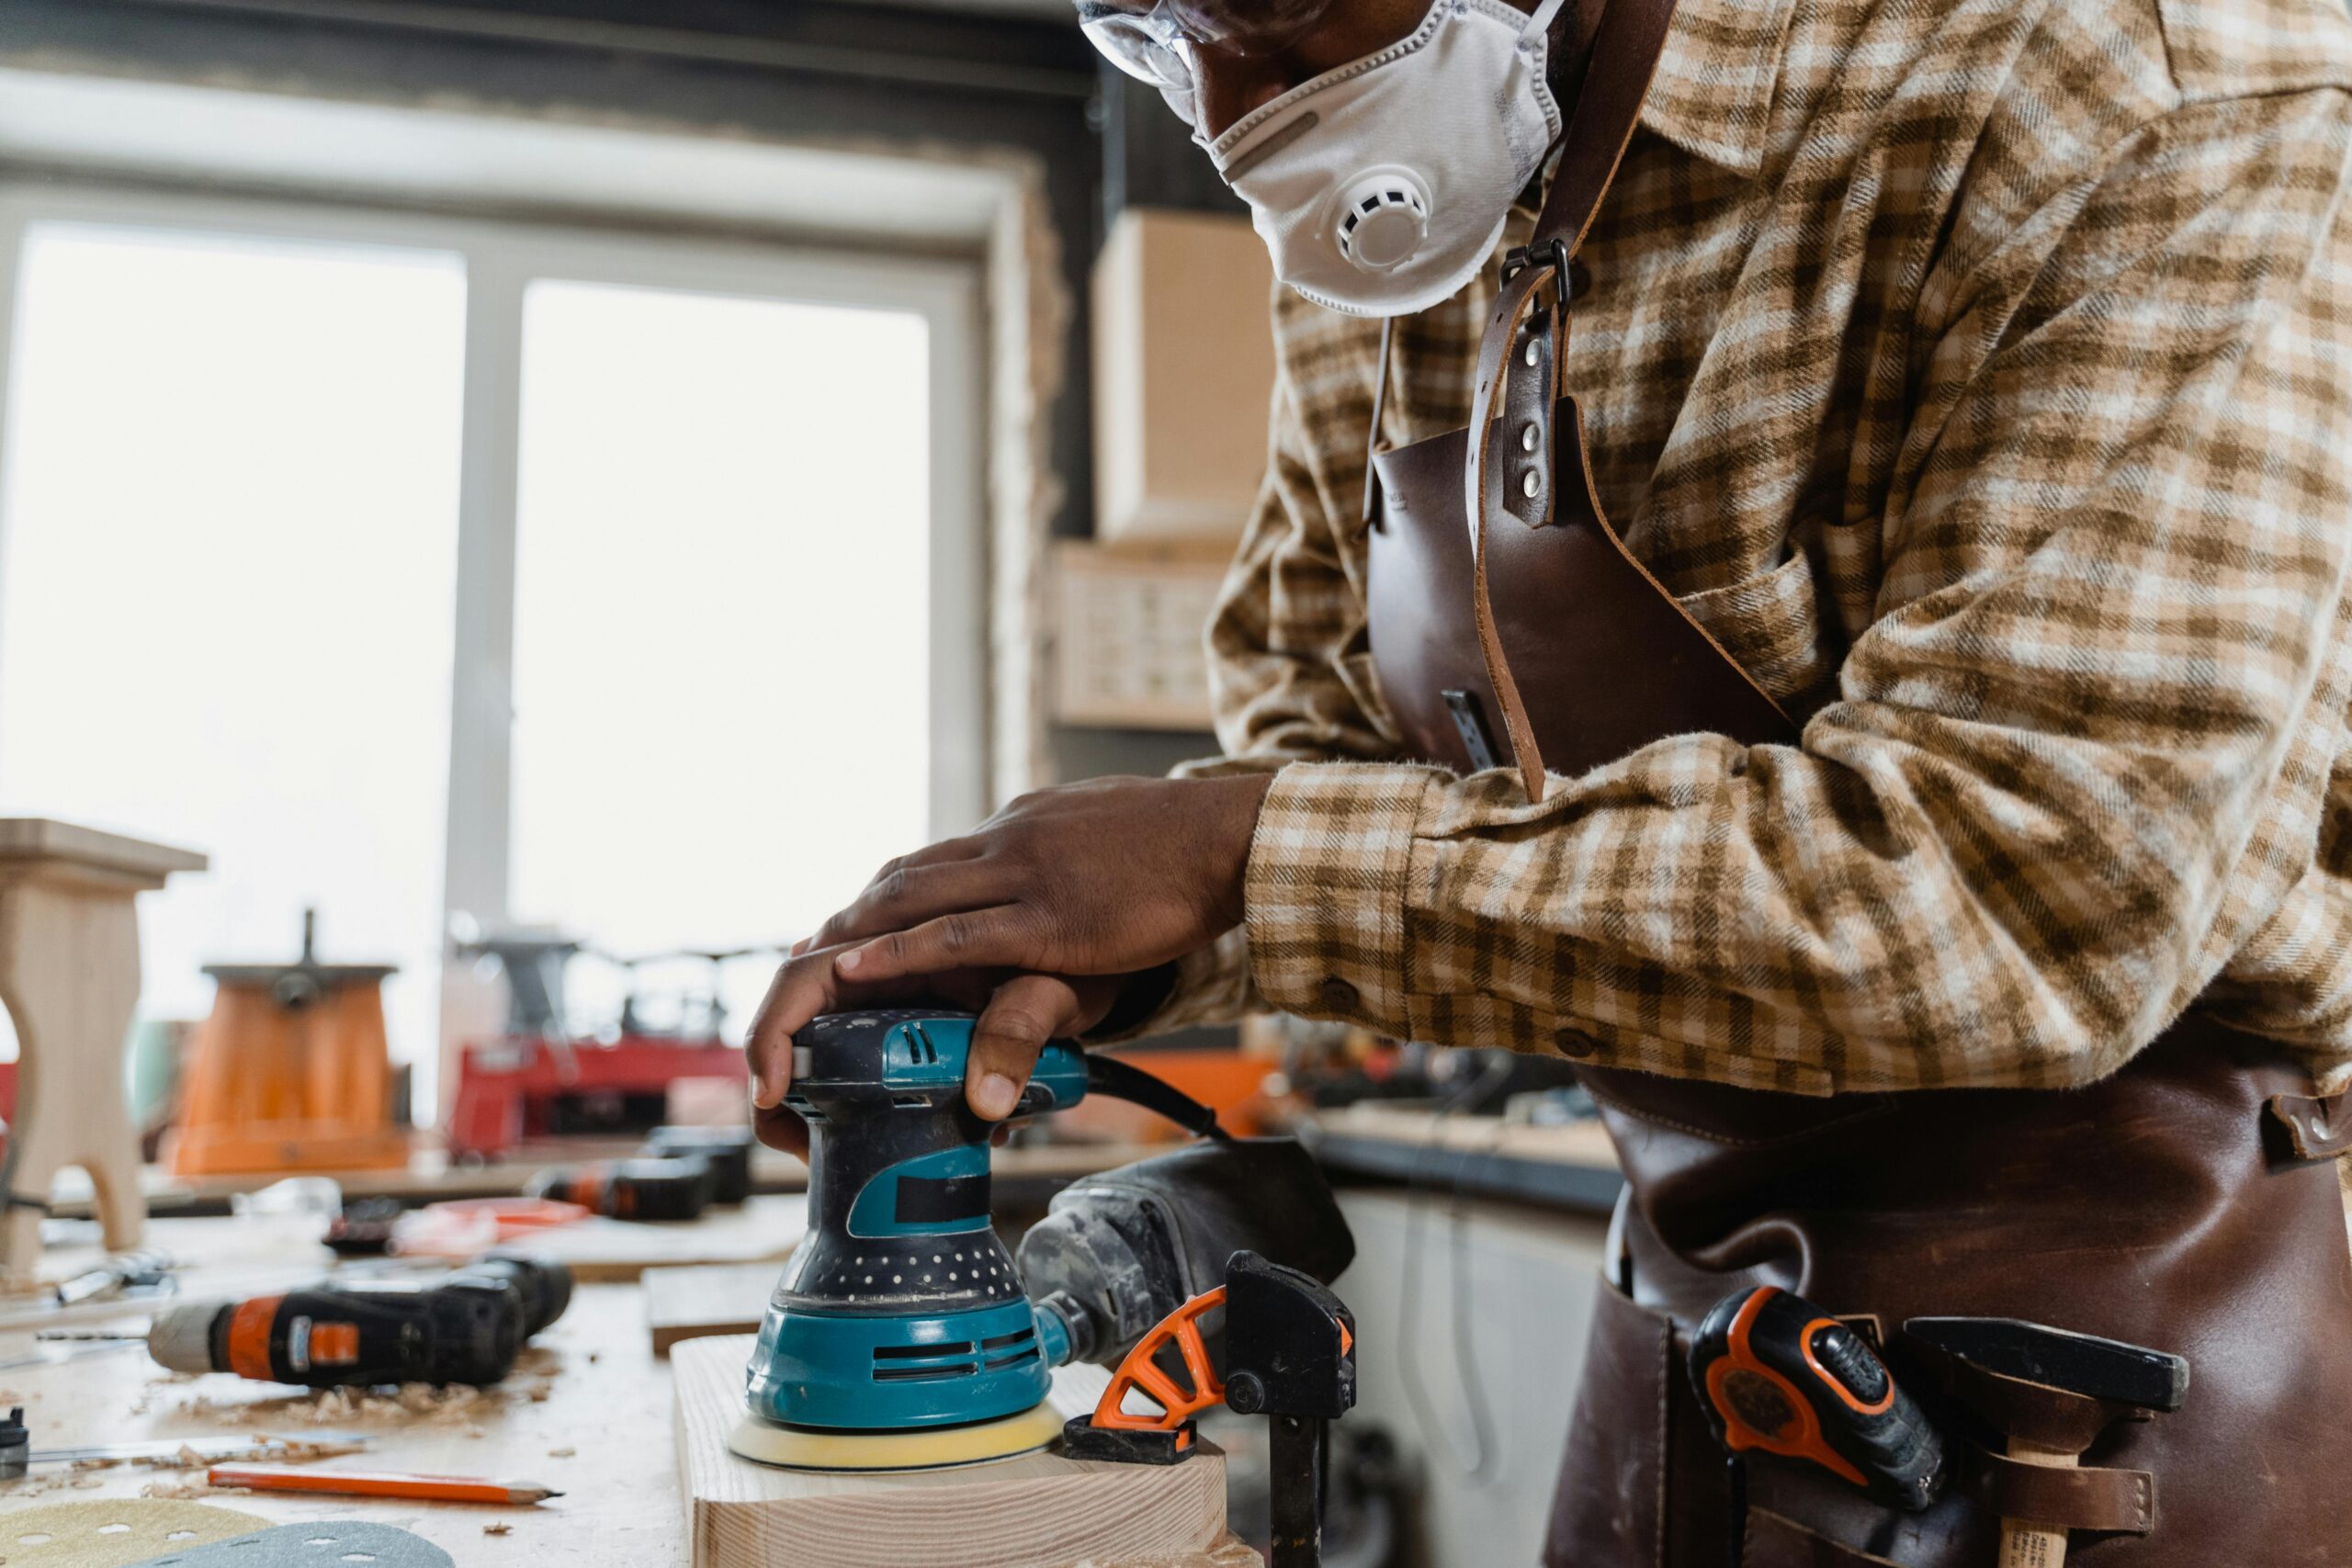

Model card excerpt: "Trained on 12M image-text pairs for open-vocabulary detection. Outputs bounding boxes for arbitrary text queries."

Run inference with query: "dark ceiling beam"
[105,0,1097,98]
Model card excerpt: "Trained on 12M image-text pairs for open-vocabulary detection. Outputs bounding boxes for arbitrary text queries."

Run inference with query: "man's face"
[1082,0,1543,141]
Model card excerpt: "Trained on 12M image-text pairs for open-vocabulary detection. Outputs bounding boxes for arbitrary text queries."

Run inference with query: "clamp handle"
[1060,1252,1354,1568]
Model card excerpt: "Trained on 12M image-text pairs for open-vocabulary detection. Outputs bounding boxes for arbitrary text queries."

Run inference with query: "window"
[0,186,984,1115]
[0,222,465,1076]
[507,280,934,1038]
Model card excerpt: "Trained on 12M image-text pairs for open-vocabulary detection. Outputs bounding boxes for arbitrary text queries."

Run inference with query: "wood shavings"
[63,1436,365,1474]
[547,1446,574,1459]
[483,1521,513,1536]
[169,1381,503,1428]
[140,1478,252,1500]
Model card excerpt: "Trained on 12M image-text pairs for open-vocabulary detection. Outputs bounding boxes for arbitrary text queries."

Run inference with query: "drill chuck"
[144,1301,220,1376]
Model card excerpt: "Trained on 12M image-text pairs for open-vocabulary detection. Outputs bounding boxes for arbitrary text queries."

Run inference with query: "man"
[753,0,2352,1560]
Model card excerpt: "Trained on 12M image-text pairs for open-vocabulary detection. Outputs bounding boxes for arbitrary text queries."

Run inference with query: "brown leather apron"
[1359,0,2352,1562]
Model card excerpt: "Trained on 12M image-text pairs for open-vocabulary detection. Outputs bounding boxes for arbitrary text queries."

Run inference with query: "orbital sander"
[729,1008,1354,1475]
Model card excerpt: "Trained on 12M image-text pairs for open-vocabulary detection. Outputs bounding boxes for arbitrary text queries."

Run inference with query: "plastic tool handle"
[1689,1285,1945,1510]
[1082,1053,1229,1140]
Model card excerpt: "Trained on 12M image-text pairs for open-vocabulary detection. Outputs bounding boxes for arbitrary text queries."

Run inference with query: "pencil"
[206,1465,562,1505]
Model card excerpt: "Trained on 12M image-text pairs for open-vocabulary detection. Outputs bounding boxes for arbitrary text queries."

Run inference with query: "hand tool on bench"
[729,1008,1355,1474]
[526,1154,716,1220]
[1904,1317,2187,1568]
[52,1248,175,1307]
[45,1254,571,1386]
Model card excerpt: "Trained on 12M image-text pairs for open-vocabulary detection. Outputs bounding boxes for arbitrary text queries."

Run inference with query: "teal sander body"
[745,1010,1086,1434]
[739,1009,1248,1465]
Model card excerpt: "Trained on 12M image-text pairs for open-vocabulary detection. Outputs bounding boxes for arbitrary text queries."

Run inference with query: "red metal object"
[446,1033,742,1159]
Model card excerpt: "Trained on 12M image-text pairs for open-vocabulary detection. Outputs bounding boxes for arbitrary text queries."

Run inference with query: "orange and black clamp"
[1064,1251,1355,1568]
[1689,1286,1945,1514]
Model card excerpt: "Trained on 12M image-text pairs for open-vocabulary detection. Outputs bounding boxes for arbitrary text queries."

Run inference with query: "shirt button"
[1554,1028,1598,1058]
[1319,977,1360,1013]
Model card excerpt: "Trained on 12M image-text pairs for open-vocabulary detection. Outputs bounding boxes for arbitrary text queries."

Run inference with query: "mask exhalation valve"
[1334,168,1431,274]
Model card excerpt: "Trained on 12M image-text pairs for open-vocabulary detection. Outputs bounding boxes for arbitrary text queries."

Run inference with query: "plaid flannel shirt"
[1131,0,2352,1096]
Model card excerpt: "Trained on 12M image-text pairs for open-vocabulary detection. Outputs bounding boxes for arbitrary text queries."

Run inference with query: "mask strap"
[1360,316,1396,534]
[1523,0,1572,42]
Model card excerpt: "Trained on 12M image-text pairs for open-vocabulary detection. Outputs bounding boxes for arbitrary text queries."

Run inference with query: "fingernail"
[750,1073,775,1111]
[975,1071,1017,1119]
[836,948,864,975]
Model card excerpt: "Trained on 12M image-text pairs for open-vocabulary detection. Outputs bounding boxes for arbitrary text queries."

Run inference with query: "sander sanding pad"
[725,1400,1063,1472]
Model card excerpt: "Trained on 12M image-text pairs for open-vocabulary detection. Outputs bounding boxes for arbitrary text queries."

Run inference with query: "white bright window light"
[0,222,466,1084]
[506,279,932,1041]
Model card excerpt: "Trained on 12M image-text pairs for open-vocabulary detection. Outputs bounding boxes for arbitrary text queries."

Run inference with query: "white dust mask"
[1206,0,1568,318]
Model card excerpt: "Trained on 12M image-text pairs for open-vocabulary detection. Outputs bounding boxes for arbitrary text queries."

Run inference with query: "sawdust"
[153,1347,562,1430]
[140,1478,253,1500]
[65,1436,366,1473]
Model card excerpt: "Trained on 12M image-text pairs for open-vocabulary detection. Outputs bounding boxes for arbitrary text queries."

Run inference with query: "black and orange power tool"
[1689,1285,1944,1511]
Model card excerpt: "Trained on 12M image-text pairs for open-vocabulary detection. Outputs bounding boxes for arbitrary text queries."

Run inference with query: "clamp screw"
[1227,1370,1267,1415]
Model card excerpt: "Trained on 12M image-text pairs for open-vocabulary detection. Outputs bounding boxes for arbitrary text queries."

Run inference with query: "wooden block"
[646,1264,781,1356]
[673,1336,1231,1568]
[1091,209,1276,549]
[1051,543,1225,731]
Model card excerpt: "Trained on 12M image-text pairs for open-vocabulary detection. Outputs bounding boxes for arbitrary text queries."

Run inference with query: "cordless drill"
[62,1255,571,1388]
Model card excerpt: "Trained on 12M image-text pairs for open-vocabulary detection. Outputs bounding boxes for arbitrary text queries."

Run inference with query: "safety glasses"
[1078,0,1339,119]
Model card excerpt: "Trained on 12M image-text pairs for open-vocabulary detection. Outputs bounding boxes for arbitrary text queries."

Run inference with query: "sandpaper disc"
[0,1500,261,1567]
[129,1520,453,1568]
[726,1399,1063,1472]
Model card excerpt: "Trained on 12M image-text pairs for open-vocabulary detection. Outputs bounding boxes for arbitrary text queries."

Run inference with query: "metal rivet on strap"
[1521,470,1541,499]
[1523,338,1540,367]
[1521,423,1540,452]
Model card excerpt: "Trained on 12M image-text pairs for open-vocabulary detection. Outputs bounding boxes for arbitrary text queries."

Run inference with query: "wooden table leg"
[0,876,150,1271]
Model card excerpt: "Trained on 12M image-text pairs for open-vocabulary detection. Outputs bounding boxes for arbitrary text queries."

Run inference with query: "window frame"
[0,180,989,1111]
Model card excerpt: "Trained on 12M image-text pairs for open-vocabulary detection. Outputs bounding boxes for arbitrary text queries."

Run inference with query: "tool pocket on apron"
[1741,1506,1909,1567]
[1546,1277,1672,1568]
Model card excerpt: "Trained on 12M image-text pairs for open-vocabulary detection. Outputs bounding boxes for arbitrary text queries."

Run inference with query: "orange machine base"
[164,1122,411,1177]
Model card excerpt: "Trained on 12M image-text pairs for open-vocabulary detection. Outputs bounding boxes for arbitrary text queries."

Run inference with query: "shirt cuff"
[1242,760,1442,1038]
[1084,928,1262,1044]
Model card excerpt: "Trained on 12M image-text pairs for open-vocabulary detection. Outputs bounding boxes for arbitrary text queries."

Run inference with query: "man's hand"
[812,773,1272,987]
[741,947,1127,1155]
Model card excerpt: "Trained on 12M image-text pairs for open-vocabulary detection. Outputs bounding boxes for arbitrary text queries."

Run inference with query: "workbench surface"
[0,1213,746,1564]
[1302,1103,1624,1213]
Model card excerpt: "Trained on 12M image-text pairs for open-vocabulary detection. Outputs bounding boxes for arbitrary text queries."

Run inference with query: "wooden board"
[433,1194,808,1283]
[644,1265,780,1356]
[131,1139,1163,1213]
[0,818,207,875]
[673,1336,1234,1568]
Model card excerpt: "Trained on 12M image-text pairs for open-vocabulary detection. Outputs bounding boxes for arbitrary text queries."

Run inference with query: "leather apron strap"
[1463,0,1685,799]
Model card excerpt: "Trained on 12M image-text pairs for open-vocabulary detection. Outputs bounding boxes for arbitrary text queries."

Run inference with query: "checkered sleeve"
[1244,86,2352,1094]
